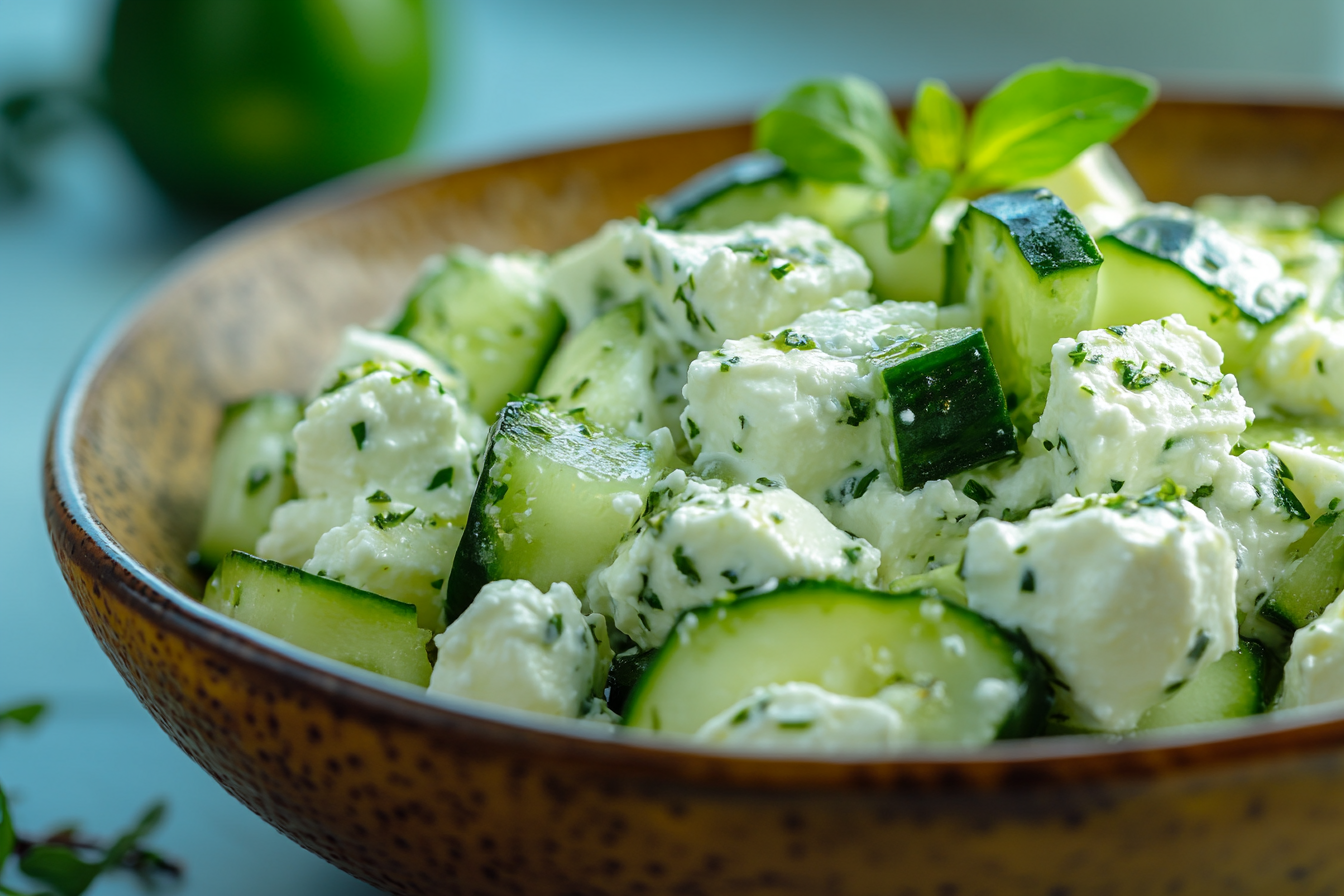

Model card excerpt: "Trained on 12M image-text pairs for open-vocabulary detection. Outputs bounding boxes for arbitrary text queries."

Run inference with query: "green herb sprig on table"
[754,61,1158,251]
[0,702,181,896]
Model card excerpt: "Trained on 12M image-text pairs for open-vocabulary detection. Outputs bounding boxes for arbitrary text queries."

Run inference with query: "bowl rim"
[44,117,1344,792]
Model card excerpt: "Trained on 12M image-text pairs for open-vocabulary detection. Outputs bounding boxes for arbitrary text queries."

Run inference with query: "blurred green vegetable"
[104,0,433,214]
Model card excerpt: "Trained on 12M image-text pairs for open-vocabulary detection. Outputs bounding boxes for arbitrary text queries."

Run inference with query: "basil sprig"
[755,61,1157,251]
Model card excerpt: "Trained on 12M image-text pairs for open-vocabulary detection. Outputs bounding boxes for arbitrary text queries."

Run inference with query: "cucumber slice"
[534,303,662,438]
[623,581,1051,744]
[203,551,432,686]
[651,152,870,234]
[445,398,665,622]
[196,394,301,568]
[1256,512,1344,631]
[1136,639,1278,730]
[389,247,566,418]
[1093,211,1306,372]
[946,189,1103,426]
[870,327,1017,488]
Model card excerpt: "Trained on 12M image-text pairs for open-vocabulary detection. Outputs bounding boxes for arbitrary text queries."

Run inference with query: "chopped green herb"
[1014,544,1029,555]
[570,377,591,399]
[731,706,752,725]
[770,262,795,280]
[244,465,272,496]
[1080,385,1095,396]
[686,418,700,439]
[963,479,994,503]
[1020,569,1036,592]
[1319,358,1327,375]
[1115,358,1159,391]
[739,414,747,429]
[756,477,781,488]
[1042,440,1054,452]
[1186,629,1210,661]
[1190,483,1214,506]
[844,395,872,426]
[1111,479,1124,493]
[731,441,743,453]
[351,421,367,450]
[544,614,564,644]
[372,507,416,530]
[430,578,444,590]
[777,718,814,730]
[623,255,644,272]
[769,511,785,524]
[1067,343,1089,366]
[673,545,701,585]
[428,467,455,491]
[1106,325,1128,337]
[366,489,393,504]
[843,546,862,564]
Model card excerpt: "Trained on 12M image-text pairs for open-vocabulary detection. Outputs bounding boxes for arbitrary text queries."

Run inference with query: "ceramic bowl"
[44,102,1344,896]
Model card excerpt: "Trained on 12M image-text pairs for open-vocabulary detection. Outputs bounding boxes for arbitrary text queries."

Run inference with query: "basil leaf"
[909,79,966,172]
[886,168,952,251]
[756,76,906,185]
[962,60,1157,192]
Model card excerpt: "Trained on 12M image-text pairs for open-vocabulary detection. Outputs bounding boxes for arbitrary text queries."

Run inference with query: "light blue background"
[3,1,1344,893]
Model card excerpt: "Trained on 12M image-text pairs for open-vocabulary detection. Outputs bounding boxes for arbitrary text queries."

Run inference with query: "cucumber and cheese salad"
[196,60,1344,753]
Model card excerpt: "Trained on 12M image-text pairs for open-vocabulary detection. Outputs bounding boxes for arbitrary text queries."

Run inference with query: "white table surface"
[3,0,1344,893]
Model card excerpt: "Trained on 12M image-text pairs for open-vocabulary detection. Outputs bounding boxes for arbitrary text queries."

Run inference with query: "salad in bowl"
[195,61,1344,753]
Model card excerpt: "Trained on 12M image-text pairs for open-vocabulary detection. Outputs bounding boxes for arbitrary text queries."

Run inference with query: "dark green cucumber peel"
[966,189,1104,278]
[1257,513,1344,632]
[622,579,1052,742]
[872,328,1018,487]
[605,650,655,716]
[650,152,791,228]
[1102,215,1306,325]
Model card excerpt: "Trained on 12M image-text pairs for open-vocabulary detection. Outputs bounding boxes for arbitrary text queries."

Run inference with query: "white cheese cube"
[429,580,608,718]
[545,216,872,352]
[829,473,981,584]
[694,681,919,753]
[1032,315,1251,499]
[292,361,484,522]
[255,496,349,568]
[1281,590,1344,710]
[963,494,1238,732]
[313,326,465,401]
[1250,310,1344,422]
[681,301,933,507]
[304,496,463,631]
[588,472,880,650]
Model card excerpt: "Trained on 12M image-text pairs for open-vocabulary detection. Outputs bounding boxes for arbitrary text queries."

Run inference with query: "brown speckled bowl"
[44,104,1344,896]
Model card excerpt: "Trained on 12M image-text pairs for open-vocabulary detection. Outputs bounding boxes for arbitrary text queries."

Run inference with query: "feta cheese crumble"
[1281,590,1344,710]
[963,493,1238,731]
[588,471,880,649]
[429,580,610,718]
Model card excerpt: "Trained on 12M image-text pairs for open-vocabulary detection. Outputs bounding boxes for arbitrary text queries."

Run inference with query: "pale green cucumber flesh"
[623,581,1051,744]
[1258,513,1344,631]
[535,303,662,437]
[446,399,663,622]
[390,249,566,418]
[1136,639,1277,730]
[196,393,301,568]
[204,551,432,686]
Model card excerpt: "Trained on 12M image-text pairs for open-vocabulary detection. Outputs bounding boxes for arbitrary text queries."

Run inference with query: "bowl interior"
[66,100,1344,658]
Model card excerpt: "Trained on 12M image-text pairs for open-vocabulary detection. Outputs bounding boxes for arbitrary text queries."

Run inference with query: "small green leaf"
[909,79,966,171]
[350,421,367,450]
[961,60,1157,192]
[885,168,952,251]
[755,76,906,185]
[0,781,14,866]
[0,703,45,733]
[18,845,103,896]
[102,802,166,871]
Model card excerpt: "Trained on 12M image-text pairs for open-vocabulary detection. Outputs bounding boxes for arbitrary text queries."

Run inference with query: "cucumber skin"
[1258,514,1344,632]
[1135,639,1279,730]
[443,430,501,626]
[965,190,1103,278]
[875,328,1018,488]
[623,580,1052,742]
[651,152,789,228]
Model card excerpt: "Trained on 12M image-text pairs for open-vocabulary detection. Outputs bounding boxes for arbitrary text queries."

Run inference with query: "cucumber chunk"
[1093,210,1306,372]
[196,394,302,568]
[623,580,1051,744]
[842,199,965,305]
[1136,639,1278,731]
[445,398,665,622]
[1256,512,1344,631]
[946,189,1103,426]
[604,649,654,716]
[652,152,869,234]
[871,327,1017,488]
[534,302,662,438]
[203,551,432,686]
[389,247,566,418]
